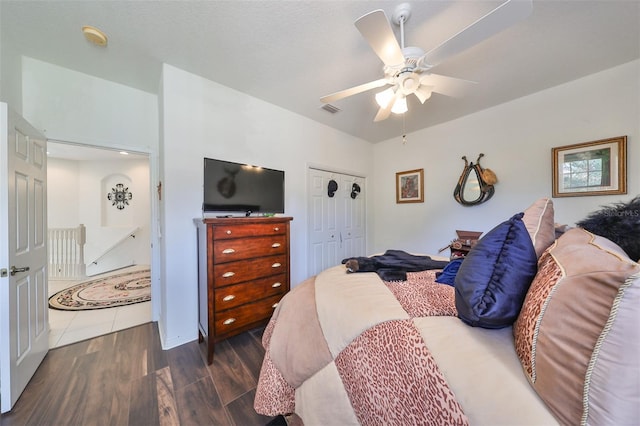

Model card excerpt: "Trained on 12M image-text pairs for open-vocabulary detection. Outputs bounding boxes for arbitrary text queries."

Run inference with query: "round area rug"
[49,268,151,311]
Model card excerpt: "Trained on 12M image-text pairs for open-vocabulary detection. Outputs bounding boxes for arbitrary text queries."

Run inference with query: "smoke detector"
[82,26,108,46]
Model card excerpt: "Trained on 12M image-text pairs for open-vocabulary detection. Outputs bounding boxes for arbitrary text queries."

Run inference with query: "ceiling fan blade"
[421,0,533,68]
[355,9,405,67]
[320,78,389,104]
[373,89,401,122]
[420,74,477,98]
[373,104,392,122]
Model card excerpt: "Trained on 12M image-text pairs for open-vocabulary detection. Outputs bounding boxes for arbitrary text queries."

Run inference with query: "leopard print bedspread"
[254,266,466,425]
[336,319,467,425]
[385,270,458,318]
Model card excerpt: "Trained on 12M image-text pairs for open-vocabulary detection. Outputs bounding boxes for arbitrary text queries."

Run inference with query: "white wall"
[159,64,373,348]
[47,158,80,227]
[21,57,158,151]
[371,59,640,256]
[0,37,23,113]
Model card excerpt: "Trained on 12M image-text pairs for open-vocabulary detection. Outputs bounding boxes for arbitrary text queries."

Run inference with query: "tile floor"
[48,265,152,348]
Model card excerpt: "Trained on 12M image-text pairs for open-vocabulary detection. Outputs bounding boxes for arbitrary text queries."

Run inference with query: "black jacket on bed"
[341,249,449,281]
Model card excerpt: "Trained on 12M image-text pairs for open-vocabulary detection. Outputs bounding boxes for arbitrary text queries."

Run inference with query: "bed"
[254,198,640,425]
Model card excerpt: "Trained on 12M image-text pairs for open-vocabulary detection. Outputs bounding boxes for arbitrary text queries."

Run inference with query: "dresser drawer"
[213,234,287,264]
[213,222,287,240]
[214,274,286,310]
[214,294,283,336]
[213,255,287,287]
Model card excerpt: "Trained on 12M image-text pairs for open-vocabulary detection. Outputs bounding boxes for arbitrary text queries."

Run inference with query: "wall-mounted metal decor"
[453,154,496,206]
[108,183,133,210]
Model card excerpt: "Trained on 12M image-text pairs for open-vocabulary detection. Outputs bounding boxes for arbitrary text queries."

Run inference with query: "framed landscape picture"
[552,136,627,197]
[396,169,424,203]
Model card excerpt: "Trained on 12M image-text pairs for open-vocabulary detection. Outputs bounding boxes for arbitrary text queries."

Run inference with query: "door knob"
[10,266,30,276]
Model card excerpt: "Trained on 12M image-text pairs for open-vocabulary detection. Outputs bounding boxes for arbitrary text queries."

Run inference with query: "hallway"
[48,265,151,348]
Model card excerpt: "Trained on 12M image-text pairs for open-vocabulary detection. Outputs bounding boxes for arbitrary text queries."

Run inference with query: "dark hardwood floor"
[1,322,278,426]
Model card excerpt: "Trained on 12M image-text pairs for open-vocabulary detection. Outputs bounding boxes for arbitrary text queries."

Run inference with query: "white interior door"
[0,103,49,413]
[337,173,365,260]
[308,168,365,277]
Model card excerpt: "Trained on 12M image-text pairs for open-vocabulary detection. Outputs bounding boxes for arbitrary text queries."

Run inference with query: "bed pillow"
[522,197,555,258]
[576,195,640,261]
[514,228,640,425]
[454,212,538,328]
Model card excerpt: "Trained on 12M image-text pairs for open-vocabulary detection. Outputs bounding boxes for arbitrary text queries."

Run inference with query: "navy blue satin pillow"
[454,212,538,329]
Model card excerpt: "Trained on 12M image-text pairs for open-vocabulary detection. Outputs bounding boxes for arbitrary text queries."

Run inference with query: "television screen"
[203,157,285,215]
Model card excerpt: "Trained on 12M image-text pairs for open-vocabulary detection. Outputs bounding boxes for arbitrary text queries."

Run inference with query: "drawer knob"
[274,227,279,231]
[222,271,235,278]
[222,248,236,254]
[271,243,281,248]
[272,282,282,288]
[272,263,281,268]
[222,295,235,302]
[272,303,279,309]
[226,230,232,235]
[223,318,236,325]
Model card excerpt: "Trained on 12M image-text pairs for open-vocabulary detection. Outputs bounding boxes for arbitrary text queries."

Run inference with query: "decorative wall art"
[396,169,424,203]
[552,136,627,197]
[108,183,133,209]
[453,153,496,206]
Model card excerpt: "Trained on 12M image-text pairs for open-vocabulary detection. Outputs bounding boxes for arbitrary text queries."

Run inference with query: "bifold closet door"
[308,168,365,277]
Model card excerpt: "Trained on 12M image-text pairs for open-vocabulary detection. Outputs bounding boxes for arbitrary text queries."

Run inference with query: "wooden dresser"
[195,216,293,364]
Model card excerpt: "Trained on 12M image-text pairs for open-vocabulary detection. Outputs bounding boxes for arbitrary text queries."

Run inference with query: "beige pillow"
[514,228,640,425]
[522,198,555,258]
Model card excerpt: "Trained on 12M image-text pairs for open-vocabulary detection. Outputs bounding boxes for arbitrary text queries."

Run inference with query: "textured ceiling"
[1,1,639,143]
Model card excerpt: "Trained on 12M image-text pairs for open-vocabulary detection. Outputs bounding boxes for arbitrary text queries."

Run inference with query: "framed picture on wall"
[552,136,627,197]
[396,169,424,203]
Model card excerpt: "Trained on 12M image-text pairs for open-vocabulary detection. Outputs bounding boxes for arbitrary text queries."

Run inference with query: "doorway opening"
[46,141,152,347]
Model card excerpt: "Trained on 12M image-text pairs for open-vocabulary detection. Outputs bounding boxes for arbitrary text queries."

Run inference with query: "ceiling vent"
[321,104,341,114]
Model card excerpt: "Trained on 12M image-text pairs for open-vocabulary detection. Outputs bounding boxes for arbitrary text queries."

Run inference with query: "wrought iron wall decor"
[108,183,133,210]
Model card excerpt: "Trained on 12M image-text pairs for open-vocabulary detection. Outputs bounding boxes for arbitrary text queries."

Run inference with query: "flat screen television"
[203,157,285,215]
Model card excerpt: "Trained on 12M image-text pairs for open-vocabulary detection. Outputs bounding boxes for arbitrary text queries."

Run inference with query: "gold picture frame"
[552,136,627,197]
[396,169,424,203]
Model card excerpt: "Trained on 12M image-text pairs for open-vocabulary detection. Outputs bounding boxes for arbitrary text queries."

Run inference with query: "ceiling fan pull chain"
[402,114,407,144]
[399,14,405,49]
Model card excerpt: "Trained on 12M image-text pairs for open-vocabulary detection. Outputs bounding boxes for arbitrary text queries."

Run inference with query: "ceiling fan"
[320,0,533,122]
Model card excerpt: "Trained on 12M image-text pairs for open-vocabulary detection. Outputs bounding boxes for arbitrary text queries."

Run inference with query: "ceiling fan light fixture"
[391,96,408,114]
[414,85,434,104]
[375,87,395,108]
